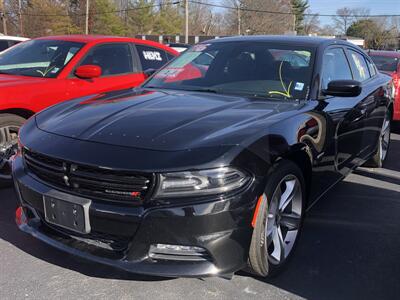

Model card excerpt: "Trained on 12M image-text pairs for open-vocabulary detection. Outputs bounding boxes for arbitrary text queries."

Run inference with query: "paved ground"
[1,133,400,300]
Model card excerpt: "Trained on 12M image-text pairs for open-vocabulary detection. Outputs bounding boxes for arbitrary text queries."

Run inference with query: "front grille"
[23,149,153,204]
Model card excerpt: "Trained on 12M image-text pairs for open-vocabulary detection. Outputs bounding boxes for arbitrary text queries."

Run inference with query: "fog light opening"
[149,244,211,262]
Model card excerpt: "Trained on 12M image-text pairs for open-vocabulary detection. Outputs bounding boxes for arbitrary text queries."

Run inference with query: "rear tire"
[365,109,391,168]
[247,160,306,277]
[0,114,26,188]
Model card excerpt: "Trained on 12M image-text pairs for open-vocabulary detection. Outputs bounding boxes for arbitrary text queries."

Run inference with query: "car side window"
[136,45,168,70]
[366,58,377,77]
[166,52,175,61]
[8,40,21,47]
[348,49,370,81]
[79,43,134,76]
[321,48,353,90]
[0,40,9,51]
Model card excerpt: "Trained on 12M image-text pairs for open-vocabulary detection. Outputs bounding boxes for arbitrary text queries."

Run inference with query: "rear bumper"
[13,155,256,278]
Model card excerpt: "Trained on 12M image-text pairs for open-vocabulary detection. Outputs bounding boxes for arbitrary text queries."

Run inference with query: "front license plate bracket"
[43,192,91,234]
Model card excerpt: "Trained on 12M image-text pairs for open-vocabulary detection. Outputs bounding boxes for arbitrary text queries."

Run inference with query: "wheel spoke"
[280,212,301,230]
[382,139,389,150]
[278,179,296,211]
[270,226,285,263]
[0,127,7,145]
[382,120,390,134]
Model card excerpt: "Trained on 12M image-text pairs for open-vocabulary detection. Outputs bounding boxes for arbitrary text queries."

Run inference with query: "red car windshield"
[370,55,399,73]
[144,41,315,100]
[0,40,84,78]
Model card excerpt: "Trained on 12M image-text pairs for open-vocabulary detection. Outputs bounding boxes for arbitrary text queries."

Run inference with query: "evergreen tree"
[291,0,309,34]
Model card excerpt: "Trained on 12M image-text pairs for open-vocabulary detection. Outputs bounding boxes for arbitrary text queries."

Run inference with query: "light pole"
[0,0,6,35]
[237,4,241,35]
[185,0,188,44]
[85,0,90,35]
[18,0,22,36]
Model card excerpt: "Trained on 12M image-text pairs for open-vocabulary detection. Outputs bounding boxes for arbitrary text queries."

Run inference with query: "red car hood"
[0,74,47,87]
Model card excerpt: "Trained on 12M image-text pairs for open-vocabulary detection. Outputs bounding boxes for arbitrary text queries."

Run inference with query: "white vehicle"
[166,43,190,53]
[0,35,29,53]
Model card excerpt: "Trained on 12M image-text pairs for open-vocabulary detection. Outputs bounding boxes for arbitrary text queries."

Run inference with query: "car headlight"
[154,167,250,198]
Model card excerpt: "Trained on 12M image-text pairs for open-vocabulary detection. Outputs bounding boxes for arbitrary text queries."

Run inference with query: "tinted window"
[348,50,370,81]
[136,45,168,70]
[8,40,22,47]
[145,42,315,100]
[366,58,377,76]
[0,40,9,51]
[270,49,311,67]
[80,43,134,76]
[321,48,353,89]
[370,55,399,72]
[0,39,84,78]
[166,52,175,61]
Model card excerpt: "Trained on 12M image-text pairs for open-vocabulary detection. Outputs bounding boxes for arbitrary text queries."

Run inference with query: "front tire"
[247,160,305,277]
[0,114,26,188]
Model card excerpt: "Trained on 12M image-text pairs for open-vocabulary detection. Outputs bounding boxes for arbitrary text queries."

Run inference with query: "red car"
[0,35,178,186]
[369,50,400,121]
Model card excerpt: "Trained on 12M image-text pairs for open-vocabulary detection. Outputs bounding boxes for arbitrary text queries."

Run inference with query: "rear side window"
[321,48,353,89]
[166,52,175,61]
[0,40,9,51]
[136,45,168,70]
[8,40,22,47]
[348,50,370,81]
[80,43,134,76]
[366,58,377,77]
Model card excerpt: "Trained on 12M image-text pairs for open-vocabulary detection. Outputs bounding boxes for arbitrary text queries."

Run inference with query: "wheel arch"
[0,108,35,120]
[279,145,313,200]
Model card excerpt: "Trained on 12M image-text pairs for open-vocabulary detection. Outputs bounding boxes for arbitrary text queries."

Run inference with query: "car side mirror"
[144,68,157,78]
[322,80,362,97]
[75,65,102,79]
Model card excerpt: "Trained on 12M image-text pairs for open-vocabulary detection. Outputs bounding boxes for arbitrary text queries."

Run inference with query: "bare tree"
[333,7,371,35]
[303,9,320,35]
[333,7,353,34]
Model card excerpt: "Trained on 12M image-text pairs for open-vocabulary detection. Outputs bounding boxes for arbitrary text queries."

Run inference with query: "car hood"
[0,74,47,87]
[35,88,302,151]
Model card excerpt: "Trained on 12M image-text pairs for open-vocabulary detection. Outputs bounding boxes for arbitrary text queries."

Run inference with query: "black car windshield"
[0,40,84,78]
[370,55,399,72]
[144,41,315,100]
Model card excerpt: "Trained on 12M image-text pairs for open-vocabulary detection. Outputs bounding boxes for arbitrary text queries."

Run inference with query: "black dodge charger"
[13,36,393,278]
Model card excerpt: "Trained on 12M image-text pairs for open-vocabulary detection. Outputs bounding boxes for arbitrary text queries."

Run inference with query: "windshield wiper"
[144,86,221,94]
[183,87,220,93]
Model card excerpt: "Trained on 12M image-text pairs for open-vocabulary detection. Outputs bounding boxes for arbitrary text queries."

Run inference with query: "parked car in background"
[0,35,178,187]
[369,50,400,121]
[0,35,29,52]
[14,36,393,278]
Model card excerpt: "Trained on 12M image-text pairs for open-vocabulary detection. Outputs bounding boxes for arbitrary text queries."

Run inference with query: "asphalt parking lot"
[1,133,400,300]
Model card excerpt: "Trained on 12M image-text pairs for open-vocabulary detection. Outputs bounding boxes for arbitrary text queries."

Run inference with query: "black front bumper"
[13,155,256,278]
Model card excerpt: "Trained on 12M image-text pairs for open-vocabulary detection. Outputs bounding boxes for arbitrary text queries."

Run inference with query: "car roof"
[368,50,400,58]
[34,35,178,54]
[205,35,353,48]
